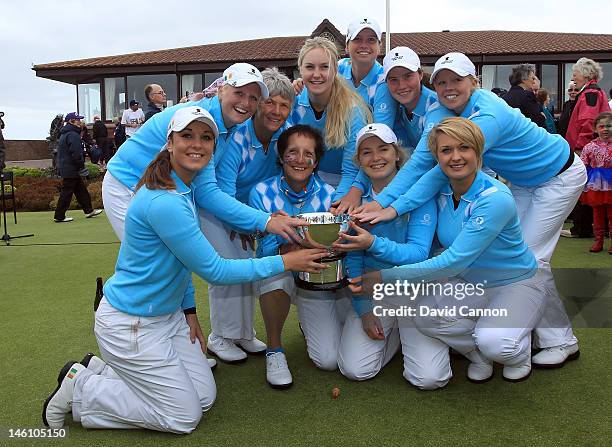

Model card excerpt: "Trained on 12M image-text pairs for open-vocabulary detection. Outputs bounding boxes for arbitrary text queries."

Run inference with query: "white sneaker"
[207,357,217,371]
[236,337,266,355]
[466,350,493,383]
[532,343,580,368]
[560,229,577,238]
[85,209,103,218]
[503,363,532,382]
[80,352,106,374]
[207,334,247,364]
[43,362,86,428]
[53,217,74,223]
[266,351,293,389]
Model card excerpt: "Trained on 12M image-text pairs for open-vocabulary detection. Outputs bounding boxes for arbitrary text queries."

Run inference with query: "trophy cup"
[294,212,350,291]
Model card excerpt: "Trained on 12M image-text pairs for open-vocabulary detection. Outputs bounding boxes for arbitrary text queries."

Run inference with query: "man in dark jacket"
[501,64,546,128]
[53,112,103,223]
[143,84,166,122]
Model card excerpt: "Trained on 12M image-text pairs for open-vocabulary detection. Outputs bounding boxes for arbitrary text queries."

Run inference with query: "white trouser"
[510,155,586,348]
[338,307,452,390]
[415,274,546,370]
[296,288,350,371]
[257,273,349,370]
[101,171,133,241]
[199,210,256,341]
[337,310,400,380]
[73,297,215,433]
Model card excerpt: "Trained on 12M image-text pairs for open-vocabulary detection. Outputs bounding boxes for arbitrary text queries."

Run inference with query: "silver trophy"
[295,212,350,291]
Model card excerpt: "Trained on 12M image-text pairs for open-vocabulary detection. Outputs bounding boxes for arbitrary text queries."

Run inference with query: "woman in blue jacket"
[358,118,547,385]
[249,124,345,388]
[43,107,328,433]
[355,52,586,368]
[332,123,440,388]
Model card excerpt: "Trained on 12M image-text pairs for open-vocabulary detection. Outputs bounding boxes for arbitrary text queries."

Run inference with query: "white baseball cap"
[356,123,398,149]
[383,46,421,79]
[346,18,382,43]
[222,63,269,99]
[430,52,476,84]
[167,106,219,139]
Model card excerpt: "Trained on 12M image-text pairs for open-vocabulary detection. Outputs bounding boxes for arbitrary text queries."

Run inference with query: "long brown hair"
[135,148,176,191]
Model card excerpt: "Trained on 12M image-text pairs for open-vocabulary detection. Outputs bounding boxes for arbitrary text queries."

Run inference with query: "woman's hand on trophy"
[282,248,329,273]
[361,312,385,340]
[266,210,308,244]
[330,187,363,215]
[279,242,302,255]
[332,220,374,251]
[353,205,397,225]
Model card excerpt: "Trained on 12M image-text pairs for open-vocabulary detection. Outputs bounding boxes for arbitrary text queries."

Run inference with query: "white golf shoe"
[266,351,293,389]
[532,344,580,368]
[207,334,247,364]
[503,362,532,382]
[43,361,86,428]
[236,337,267,355]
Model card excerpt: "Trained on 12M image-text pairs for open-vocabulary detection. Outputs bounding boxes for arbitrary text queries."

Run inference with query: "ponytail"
[135,148,176,191]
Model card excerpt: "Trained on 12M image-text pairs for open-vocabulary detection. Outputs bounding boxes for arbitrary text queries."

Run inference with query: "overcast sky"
[0,0,610,140]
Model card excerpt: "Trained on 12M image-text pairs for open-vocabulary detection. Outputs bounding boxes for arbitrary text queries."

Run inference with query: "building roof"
[33,20,612,81]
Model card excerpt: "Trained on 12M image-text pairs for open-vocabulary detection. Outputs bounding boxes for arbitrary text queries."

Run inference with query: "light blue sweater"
[376,89,571,215]
[103,172,285,317]
[381,171,537,287]
[107,96,269,232]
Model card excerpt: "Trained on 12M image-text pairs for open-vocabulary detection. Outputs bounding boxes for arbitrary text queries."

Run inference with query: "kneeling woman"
[361,118,546,386]
[42,107,327,433]
[333,124,439,388]
[249,125,347,388]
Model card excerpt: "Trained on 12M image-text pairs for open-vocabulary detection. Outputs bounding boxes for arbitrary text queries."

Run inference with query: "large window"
[77,83,101,123]
[181,74,203,96]
[204,72,223,90]
[481,65,514,92]
[127,74,177,108]
[597,62,612,103]
[564,61,612,102]
[104,77,125,122]
[563,63,574,101]
[541,64,559,112]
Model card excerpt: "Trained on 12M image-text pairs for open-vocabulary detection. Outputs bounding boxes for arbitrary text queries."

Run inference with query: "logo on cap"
[441,56,453,65]
[360,18,370,24]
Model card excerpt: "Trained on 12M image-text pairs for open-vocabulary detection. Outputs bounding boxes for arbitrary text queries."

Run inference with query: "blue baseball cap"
[64,112,84,122]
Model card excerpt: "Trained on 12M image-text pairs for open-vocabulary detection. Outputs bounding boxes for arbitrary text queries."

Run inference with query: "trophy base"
[295,276,349,292]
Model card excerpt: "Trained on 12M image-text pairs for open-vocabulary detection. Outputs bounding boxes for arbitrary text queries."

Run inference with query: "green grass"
[0,212,610,446]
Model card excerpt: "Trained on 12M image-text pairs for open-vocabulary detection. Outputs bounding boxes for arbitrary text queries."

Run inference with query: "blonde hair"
[427,117,484,169]
[297,37,371,148]
[353,140,408,170]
